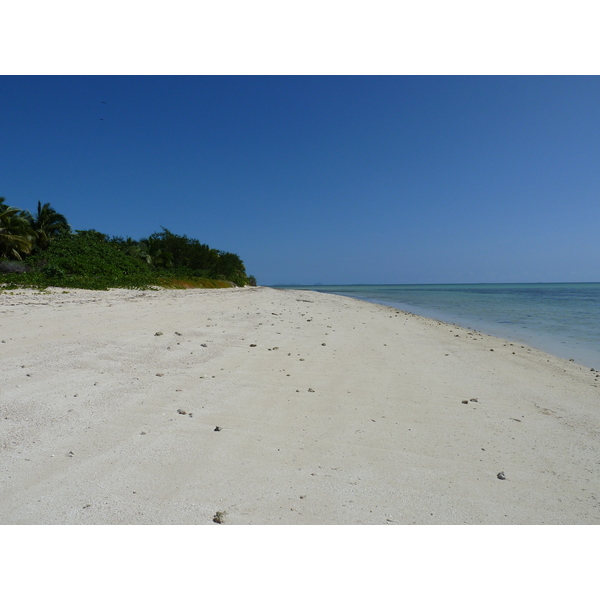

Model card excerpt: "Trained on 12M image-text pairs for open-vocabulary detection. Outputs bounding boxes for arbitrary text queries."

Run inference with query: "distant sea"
[273,283,600,369]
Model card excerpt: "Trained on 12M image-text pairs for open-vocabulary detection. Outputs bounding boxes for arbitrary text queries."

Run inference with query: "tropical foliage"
[0,198,35,260]
[0,197,256,290]
[32,230,156,289]
[24,201,70,251]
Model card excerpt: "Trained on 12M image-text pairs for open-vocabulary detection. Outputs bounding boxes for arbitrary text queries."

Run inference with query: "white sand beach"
[1,285,599,525]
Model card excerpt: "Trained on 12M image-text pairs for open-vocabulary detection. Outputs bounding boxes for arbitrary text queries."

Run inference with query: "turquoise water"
[274,283,600,369]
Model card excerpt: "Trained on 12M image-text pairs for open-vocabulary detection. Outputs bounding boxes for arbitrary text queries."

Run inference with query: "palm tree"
[23,201,70,251]
[138,237,173,268]
[0,198,35,260]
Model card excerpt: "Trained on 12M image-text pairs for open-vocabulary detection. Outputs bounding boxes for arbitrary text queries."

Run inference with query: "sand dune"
[1,285,599,524]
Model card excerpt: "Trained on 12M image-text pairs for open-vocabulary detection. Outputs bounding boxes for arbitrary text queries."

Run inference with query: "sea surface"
[274,283,600,369]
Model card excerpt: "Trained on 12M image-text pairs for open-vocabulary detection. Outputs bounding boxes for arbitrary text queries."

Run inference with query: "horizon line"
[267,281,600,287]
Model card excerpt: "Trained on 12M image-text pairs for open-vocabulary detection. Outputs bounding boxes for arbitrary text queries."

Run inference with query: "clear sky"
[2,75,599,285]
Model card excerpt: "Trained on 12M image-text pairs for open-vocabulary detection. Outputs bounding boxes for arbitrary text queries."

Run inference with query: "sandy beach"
[1,285,599,525]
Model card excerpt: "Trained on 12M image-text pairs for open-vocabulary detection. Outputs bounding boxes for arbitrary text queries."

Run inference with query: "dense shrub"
[141,228,253,286]
[0,200,257,289]
[21,230,156,289]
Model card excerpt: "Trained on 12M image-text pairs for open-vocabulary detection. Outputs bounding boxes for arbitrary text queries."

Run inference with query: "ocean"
[273,283,600,369]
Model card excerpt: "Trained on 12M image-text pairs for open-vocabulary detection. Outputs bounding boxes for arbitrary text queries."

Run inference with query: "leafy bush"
[0,206,257,290]
[18,230,155,289]
[142,228,253,286]
[40,263,66,278]
[37,230,151,276]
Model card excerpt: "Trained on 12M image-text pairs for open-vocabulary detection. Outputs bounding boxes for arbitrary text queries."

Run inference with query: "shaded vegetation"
[0,198,34,260]
[24,201,70,252]
[0,197,256,290]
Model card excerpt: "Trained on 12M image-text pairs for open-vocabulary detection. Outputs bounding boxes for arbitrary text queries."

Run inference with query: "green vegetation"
[0,198,34,259]
[24,201,70,252]
[0,197,256,290]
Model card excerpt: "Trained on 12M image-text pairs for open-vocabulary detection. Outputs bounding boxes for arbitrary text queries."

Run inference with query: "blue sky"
[1,76,599,285]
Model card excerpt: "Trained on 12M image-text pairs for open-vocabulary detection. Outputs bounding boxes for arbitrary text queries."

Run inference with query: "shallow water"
[274,283,600,369]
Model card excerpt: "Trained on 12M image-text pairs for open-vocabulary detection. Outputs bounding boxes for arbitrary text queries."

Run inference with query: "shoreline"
[347,295,600,370]
[1,286,599,524]
[275,284,600,370]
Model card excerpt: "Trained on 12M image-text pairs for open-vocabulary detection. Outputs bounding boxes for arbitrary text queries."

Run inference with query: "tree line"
[0,197,256,289]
